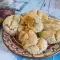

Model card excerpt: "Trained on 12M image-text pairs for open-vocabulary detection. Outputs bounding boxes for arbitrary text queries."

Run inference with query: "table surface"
[0,0,60,60]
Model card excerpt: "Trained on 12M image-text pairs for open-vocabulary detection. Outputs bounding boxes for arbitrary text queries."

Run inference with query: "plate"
[2,16,60,58]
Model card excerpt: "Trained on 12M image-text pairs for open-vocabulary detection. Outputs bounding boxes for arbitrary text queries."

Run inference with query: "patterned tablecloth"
[0,0,60,60]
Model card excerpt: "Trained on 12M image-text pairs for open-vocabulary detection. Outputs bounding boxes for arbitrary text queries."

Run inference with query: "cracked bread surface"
[3,15,21,36]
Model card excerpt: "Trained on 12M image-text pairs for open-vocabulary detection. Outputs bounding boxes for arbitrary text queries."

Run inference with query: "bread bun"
[21,10,44,33]
[56,30,60,43]
[18,30,38,48]
[37,38,48,51]
[24,45,40,55]
[39,30,57,44]
[43,18,60,31]
[3,15,21,36]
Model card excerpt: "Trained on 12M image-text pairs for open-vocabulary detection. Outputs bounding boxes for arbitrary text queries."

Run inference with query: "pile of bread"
[3,10,60,55]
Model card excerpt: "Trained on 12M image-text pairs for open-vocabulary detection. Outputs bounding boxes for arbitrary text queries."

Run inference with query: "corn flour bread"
[18,30,38,48]
[20,10,44,33]
[3,15,21,36]
[43,18,60,31]
[3,9,60,55]
[37,38,48,51]
[24,45,40,55]
[38,30,57,44]
[23,38,48,55]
